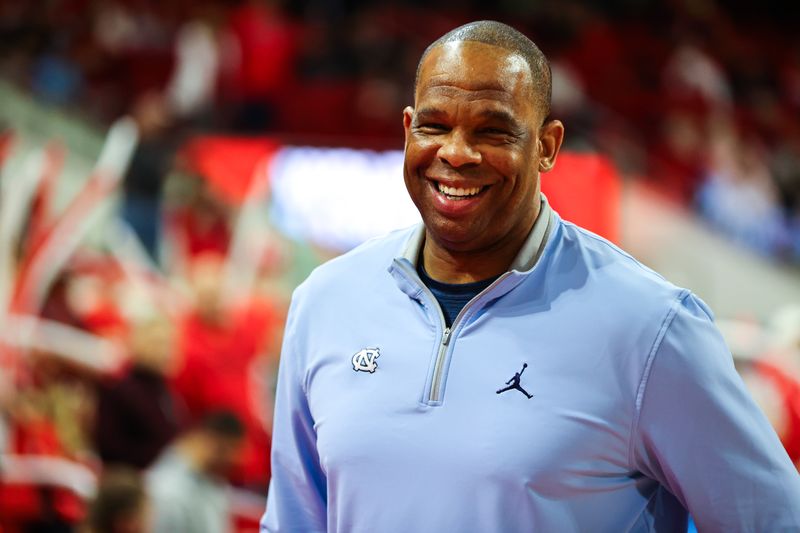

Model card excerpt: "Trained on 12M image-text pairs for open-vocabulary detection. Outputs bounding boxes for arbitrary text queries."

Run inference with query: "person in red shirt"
[172,254,278,490]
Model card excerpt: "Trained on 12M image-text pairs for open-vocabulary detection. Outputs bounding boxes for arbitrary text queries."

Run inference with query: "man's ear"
[403,106,414,143]
[537,119,565,172]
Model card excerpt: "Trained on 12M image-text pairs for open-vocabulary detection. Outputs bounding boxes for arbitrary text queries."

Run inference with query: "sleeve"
[631,292,800,532]
[261,290,327,533]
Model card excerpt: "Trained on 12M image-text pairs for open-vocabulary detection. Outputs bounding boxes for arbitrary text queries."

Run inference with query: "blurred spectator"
[94,313,182,470]
[768,304,800,376]
[780,43,800,111]
[121,91,181,263]
[295,15,357,81]
[2,382,87,531]
[30,47,83,106]
[221,0,297,132]
[649,112,707,203]
[165,4,224,126]
[549,58,595,149]
[83,467,148,533]
[771,131,800,223]
[696,117,791,256]
[165,181,232,263]
[662,37,732,112]
[92,3,169,57]
[63,257,127,341]
[173,254,276,490]
[146,410,245,533]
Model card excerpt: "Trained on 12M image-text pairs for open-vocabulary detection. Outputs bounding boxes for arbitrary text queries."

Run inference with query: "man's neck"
[422,209,540,284]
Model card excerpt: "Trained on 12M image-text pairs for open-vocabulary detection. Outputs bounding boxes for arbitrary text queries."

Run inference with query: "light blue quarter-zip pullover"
[262,197,800,532]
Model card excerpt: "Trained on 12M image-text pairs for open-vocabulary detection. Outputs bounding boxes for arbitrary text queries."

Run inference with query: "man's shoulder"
[550,219,713,368]
[550,218,694,330]
[557,218,682,295]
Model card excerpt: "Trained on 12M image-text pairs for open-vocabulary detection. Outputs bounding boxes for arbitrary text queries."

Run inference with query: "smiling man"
[403,28,561,286]
[262,21,800,533]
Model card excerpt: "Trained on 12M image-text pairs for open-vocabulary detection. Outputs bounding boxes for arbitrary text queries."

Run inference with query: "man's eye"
[417,123,448,132]
[480,128,510,136]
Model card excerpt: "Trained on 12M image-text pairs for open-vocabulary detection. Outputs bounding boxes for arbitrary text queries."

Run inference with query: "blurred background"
[0,0,799,531]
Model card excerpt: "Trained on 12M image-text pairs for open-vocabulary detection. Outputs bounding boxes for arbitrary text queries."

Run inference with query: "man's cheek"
[410,135,440,155]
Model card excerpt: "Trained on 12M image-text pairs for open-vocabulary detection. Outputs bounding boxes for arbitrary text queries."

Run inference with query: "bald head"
[416,21,552,119]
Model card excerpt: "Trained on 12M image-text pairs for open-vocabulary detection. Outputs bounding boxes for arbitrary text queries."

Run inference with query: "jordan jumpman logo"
[496,363,533,399]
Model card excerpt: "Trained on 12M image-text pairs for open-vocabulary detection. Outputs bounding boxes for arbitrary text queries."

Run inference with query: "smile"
[436,182,488,200]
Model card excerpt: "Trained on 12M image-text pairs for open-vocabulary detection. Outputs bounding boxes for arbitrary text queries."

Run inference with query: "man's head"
[183,410,246,480]
[87,467,148,533]
[415,21,552,119]
[403,21,564,279]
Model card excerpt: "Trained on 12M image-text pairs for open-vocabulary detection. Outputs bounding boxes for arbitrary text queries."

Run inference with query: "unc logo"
[352,348,380,373]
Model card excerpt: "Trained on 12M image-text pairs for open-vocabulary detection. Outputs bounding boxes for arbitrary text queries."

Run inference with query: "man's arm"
[631,292,800,531]
[261,293,327,533]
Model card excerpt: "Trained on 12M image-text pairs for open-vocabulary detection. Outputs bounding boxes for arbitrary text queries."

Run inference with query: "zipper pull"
[442,327,452,346]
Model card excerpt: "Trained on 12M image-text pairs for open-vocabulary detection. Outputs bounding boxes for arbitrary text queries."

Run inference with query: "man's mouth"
[436,182,488,200]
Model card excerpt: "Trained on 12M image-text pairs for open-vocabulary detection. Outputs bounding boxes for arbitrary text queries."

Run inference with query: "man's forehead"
[417,85,517,105]
[417,41,533,96]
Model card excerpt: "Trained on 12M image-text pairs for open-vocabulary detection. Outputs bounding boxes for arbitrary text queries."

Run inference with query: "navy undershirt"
[417,262,500,327]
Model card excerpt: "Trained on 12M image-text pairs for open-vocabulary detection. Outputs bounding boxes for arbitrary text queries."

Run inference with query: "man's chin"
[424,222,488,253]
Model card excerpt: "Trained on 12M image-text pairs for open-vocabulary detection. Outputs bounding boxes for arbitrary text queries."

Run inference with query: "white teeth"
[437,183,482,198]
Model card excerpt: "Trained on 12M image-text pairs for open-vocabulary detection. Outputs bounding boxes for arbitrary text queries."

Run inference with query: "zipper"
[396,260,512,404]
[394,208,552,404]
[426,273,513,402]
[429,326,452,402]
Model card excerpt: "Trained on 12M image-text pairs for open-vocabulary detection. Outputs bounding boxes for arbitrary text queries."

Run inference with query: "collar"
[397,193,554,274]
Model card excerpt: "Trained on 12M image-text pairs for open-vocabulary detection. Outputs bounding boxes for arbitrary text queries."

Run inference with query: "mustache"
[424,164,484,182]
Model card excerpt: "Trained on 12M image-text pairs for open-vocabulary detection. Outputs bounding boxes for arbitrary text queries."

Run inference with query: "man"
[262,21,800,532]
[147,411,244,533]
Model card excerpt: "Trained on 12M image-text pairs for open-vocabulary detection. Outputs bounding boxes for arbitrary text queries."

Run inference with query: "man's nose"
[436,130,481,167]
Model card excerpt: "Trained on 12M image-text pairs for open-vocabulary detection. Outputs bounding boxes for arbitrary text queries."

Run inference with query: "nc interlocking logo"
[352,347,380,373]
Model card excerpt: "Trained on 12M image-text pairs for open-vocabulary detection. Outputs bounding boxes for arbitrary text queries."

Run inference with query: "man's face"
[403,41,560,255]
